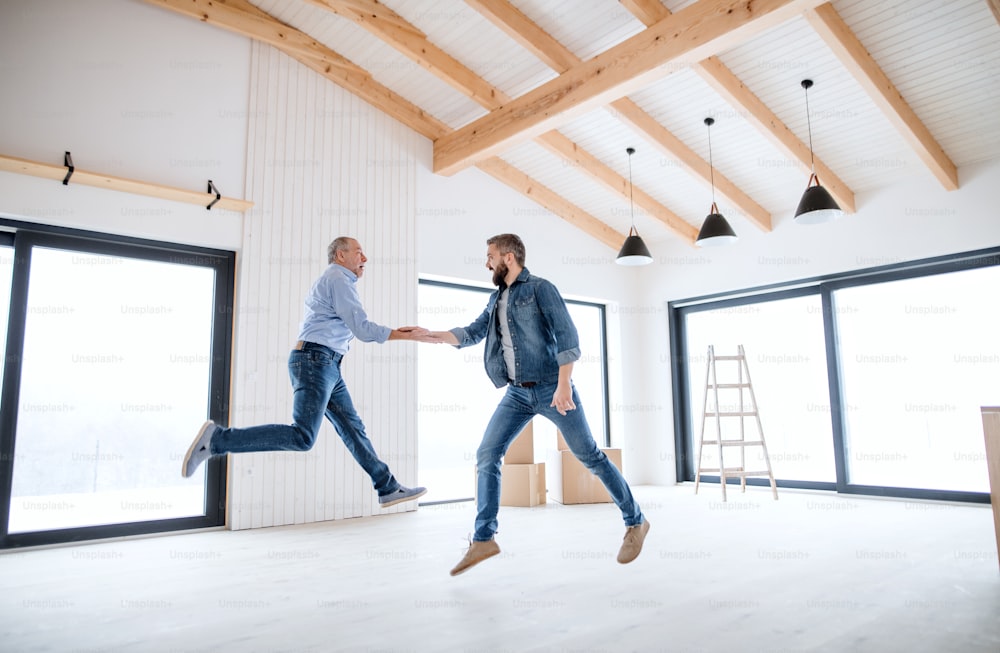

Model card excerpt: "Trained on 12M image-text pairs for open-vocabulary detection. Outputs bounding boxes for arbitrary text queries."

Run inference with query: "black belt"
[509,380,536,388]
[294,341,342,360]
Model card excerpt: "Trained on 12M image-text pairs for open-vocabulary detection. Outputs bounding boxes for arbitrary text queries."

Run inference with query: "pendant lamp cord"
[704,117,719,213]
[803,81,816,175]
[627,147,636,234]
[706,119,716,206]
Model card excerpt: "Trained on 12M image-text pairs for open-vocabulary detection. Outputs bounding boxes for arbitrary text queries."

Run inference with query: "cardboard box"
[474,462,547,507]
[500,462,546,507]
[505,421,535,464]
[556,429,568,451]
[547,448,622,504]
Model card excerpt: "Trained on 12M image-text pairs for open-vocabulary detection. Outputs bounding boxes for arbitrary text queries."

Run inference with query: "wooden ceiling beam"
[535,132,697,243]
[308,0,511,109]
[608,99,772,231]
[619,0,854,217]
[694,57,855,212]
[142,0,448,140]
[433,0,826,176]
[695,57,856,213]
[805,2,959,190]
[304,0,502,108]
[617,0,671,26]
[471,0,769,232]
[308,0,693,244]
[465,0,580,72]
[154,0,625,248]
[476,158,628,251]
[989,0,1000,26]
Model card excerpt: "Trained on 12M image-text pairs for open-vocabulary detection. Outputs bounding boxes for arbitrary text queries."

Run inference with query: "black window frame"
[0,218,234,548]
[418,278,612,447]
[669,245,1000,504]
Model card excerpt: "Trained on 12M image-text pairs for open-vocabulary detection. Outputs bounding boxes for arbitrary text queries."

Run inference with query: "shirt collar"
[331,262,358,281]
[500,267,530,292]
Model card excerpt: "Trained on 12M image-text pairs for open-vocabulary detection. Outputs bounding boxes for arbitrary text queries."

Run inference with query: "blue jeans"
[210,342,399,497]
[474,381,644,541]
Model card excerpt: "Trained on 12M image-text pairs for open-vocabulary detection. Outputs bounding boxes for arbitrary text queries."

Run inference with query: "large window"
[671,248,1000,502]
[417,280,610,504]
[0,225,233,548]
[682,293,835,484]
[832,267,1000,493]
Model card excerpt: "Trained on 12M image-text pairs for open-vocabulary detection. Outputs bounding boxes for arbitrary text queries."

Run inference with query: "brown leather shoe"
[617,519,650,564]
[450,539,501,576]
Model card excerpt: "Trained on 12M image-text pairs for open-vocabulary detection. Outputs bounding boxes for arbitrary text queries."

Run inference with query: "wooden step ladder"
[694,345,778,501]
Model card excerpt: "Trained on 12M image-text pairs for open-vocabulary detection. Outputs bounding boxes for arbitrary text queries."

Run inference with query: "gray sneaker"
[182,420,218,478]
[378,485,427,508]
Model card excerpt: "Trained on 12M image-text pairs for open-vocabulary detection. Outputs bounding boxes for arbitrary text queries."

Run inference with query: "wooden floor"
[1,484,998,652]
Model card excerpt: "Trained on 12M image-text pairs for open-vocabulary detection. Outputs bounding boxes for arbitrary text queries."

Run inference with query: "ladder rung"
[705,411,758,417]
[723,471,772,478]
[708,383,752,388]
[700,440,765,446]
[713,355,744,361]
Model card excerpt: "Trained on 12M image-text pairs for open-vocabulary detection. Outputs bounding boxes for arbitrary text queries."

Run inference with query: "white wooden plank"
[229,41,418,530]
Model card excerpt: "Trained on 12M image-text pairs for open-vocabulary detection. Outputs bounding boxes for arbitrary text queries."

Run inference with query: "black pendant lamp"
[794,79,844,224]
[616,147,653,266]
[696,117,738,247]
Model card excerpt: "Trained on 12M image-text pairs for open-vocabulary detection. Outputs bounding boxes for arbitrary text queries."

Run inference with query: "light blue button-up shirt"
[297,263,391,354]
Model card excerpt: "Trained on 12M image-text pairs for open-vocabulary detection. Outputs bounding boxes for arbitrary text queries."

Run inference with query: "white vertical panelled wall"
[228,43,421,530]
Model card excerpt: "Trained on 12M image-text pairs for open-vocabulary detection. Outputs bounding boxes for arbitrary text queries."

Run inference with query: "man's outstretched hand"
[389,326,430,341]
[389,327,458,344]
[413,330,459,345]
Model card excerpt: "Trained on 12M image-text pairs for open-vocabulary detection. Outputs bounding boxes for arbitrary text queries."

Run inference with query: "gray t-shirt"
[497,288,517,381]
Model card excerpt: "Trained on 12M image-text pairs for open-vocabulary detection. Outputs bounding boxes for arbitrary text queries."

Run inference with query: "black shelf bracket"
[62,151,74,185]
[206,179,221,210]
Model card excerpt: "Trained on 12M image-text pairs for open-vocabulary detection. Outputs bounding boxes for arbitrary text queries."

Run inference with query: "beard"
[491,261,508,287]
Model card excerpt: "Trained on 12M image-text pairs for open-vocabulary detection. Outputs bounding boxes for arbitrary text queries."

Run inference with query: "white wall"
[0,0,250,249]
[228,43,422,529]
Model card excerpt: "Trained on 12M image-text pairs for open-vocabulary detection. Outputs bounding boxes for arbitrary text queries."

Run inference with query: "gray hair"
[327,237,353,263]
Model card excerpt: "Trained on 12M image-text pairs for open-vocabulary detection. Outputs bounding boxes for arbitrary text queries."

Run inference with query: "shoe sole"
[450,547,500,576]
[379,487,427,508]
[181,420,215,478]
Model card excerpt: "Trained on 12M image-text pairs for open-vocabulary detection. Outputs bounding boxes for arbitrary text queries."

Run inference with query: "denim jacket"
[449,268,581,388]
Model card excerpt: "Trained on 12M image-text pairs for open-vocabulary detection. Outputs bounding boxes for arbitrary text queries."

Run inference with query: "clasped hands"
[395,327,575,414]
[394,326,457,344]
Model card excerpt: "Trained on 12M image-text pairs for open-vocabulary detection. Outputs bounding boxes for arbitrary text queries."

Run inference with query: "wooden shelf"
[0,153,253,213]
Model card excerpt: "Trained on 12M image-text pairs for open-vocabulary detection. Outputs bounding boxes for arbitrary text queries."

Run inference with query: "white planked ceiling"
[228,0,1000,248]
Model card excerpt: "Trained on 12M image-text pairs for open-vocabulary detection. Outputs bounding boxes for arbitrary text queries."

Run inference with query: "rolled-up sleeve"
[555,346,581,366]
[449,298,494,349]
[537,280,580,366]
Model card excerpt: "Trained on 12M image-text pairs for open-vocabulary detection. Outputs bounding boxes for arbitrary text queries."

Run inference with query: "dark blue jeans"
[474,381,644,541]
[210,342,399,497]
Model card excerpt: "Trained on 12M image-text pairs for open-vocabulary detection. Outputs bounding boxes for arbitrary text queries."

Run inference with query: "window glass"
[8,247,216,533]
[684,295,835,483]
[834,267,1000,492]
